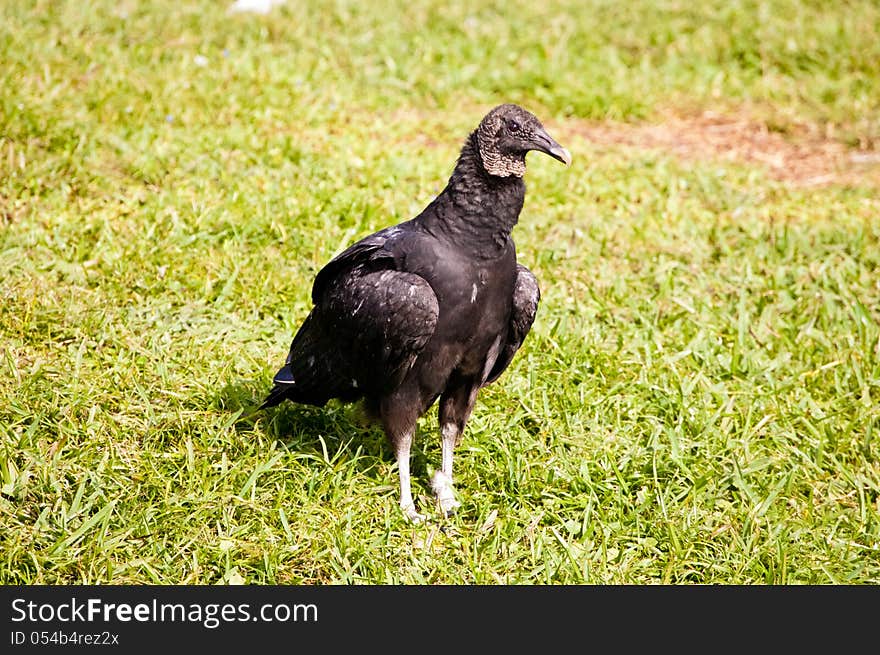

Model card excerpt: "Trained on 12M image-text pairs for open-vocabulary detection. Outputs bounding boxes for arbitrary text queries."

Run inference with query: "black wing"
[311,224,410,302]
[321,266,439,391]
[261,225,439,408]
[482,263,540,386]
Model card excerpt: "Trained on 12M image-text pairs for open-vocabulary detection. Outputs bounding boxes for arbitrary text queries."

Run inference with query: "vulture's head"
[476,104,572,178]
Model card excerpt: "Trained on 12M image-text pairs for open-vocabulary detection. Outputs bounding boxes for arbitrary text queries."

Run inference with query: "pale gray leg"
[396,429,425,522]
[431,421,462,516]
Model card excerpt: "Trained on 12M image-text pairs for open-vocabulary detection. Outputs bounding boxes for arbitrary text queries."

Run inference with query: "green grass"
[1,0,879,584]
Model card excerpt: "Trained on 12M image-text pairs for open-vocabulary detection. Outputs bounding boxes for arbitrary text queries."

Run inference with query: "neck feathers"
[450,132,525,233]
[415,133,526,253]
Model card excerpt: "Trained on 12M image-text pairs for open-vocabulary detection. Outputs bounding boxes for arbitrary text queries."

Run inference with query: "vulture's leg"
[432,385,478,516]
[383,397,425,522]
[394,428,424,522]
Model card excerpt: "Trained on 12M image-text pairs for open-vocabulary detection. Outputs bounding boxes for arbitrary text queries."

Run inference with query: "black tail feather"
[259,362,339,409]
[259,384,291,410]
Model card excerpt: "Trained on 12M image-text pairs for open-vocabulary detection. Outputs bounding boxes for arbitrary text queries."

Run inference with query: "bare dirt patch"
[564,111,880,188]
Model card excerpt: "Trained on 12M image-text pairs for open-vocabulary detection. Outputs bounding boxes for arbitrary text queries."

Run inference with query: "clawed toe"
[431,471,460,517]
[401,503,426,523]
[439,497,461,517]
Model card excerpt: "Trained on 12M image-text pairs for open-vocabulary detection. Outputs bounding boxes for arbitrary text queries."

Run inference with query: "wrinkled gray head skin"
[476,104,572,178]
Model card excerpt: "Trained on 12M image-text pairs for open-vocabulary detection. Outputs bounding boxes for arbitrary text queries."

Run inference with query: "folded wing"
[261,233,439,408]
[482,263,540,386]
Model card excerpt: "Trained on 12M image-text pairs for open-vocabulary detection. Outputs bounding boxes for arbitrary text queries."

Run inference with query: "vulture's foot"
[431,471,461,517]
[401,502,426,523]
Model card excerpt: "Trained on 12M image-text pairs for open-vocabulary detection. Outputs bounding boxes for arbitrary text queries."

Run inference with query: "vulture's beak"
[530,127,572,166]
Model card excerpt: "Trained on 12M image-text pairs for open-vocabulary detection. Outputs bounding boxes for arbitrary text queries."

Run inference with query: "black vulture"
[261,104,570,520]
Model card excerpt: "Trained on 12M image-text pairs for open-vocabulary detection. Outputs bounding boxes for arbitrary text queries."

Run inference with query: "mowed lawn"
[1,0,878,583]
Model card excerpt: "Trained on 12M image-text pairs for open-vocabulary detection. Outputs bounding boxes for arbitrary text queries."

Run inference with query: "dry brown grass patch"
[563,110,880,188]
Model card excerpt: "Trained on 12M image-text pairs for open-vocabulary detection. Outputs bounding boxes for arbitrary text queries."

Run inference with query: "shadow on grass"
[212,379,434,478]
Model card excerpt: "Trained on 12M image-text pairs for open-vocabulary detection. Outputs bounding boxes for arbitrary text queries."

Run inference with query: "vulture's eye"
[506,118,521,133]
